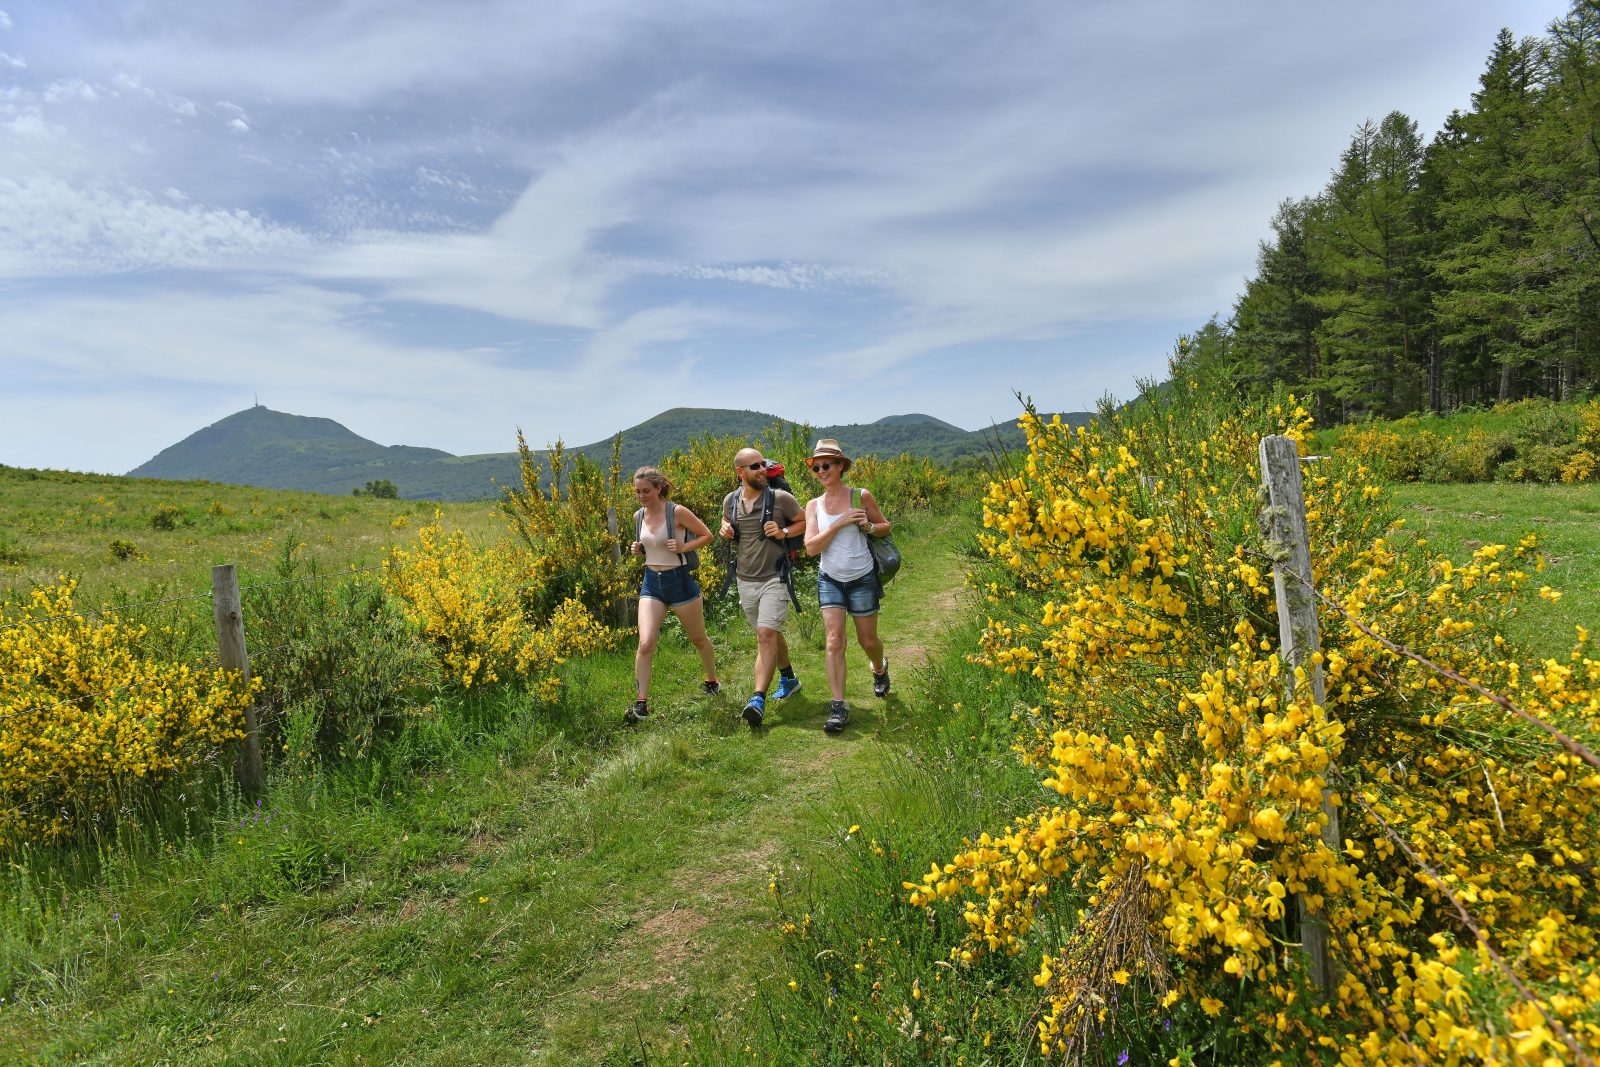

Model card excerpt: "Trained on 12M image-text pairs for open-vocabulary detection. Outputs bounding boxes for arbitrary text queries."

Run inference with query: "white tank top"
[816,494,874,581]
[639,506,685,568]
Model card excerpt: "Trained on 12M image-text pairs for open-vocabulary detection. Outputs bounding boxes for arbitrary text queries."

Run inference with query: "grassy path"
[524,509,970,1062]
[3,508,974,1065]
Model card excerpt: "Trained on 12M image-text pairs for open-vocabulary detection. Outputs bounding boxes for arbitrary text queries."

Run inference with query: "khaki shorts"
[738,576,790,632]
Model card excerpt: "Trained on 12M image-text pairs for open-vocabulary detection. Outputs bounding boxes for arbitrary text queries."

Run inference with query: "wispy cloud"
[0,176,309,276]
[0,0,1570,473]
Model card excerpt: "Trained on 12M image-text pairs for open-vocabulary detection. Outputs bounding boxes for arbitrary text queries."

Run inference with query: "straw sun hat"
[807,438,850,472]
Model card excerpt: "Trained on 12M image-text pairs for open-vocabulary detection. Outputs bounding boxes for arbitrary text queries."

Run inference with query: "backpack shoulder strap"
[762,485,775,527]
[665,502,676,540]
[634,507,644,542]
[723,491,738,538]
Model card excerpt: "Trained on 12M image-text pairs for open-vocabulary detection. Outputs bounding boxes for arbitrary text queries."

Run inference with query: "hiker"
[802,439,891,734]
[626,467,719,724]
[718,446,806,728]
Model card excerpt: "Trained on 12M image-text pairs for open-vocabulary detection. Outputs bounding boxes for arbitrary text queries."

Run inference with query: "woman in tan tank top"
[626,467,720,723]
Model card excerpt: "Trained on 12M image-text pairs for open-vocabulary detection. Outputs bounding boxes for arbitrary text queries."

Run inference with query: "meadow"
[0,464,505,605]
[1,390,1597,1065]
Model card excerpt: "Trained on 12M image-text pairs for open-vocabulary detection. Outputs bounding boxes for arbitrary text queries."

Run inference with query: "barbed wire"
[0,654,233,724]
[1332,768,1598,1067]
[0,589,215,632]
[237,565,386,594]
[1257,554,1600,773]
[0,563,390,636]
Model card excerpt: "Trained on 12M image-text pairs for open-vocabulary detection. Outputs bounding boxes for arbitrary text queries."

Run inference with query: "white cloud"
[0,177,310,276]
[0,285,717,471]
[0,11,12,30]
[0,50,23,69]
[1,0,1577,475]
[42,79,100,103]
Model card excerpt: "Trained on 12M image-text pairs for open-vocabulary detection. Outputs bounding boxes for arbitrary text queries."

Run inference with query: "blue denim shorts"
[817,569,881,617]
[641,565,702,608]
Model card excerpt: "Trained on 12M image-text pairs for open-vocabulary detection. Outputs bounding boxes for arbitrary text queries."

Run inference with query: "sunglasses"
[811,461,834,472]
[740,460,767,471]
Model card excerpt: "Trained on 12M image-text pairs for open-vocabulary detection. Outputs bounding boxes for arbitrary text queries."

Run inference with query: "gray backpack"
[634,504,699,570]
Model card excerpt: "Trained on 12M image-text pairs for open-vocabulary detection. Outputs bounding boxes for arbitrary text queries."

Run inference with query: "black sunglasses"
[741,460,767,471]
[811,461,833,472]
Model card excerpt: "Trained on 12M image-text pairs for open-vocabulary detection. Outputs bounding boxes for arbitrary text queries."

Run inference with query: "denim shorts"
[641,565,701,608]
[817,569,881,617]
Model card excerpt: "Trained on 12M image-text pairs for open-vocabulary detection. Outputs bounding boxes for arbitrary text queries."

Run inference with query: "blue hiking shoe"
[774,674,802,700]
[742,694,766,728]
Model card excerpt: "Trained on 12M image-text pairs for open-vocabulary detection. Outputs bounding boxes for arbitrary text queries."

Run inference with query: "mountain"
[128,405,1095,501]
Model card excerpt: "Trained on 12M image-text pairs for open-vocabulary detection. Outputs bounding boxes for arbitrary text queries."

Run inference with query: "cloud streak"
[0,0,1571,474]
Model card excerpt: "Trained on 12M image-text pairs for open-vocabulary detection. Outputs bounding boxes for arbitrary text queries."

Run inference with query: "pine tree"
[1429,29,1548,403]
[1232,197,1328,416]
[1310,113,1429,418]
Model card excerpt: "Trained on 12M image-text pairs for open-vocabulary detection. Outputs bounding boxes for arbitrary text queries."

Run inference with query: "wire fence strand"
[0,589,216,632]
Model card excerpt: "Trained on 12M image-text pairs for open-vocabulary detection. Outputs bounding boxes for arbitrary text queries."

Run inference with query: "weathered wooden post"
[1258,435,1340,997]
[212,564,265,796]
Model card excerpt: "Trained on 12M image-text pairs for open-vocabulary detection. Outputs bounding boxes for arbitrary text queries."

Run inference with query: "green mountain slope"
[127,405,1094,501]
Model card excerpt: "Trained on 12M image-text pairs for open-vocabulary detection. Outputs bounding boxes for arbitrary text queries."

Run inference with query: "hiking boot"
[624,700,650,724]
[872,661,891,698]
[774,674,802,700]
[742,694,766,728]
[702,680,722,696]
[824,700,849,734]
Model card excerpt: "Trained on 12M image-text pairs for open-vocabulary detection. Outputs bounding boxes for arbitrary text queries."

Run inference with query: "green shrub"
[244,543,438,757]
[1423,430,1513,483]
[149,503,182,530]
[1506,397,1580,448]
[1498,441,1583,483]
[108,539,140,561]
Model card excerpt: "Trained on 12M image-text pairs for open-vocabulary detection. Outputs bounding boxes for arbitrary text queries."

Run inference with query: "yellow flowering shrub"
[502,433,633,623]
[382,518,616,694]
[908,372,1600,1064]
[0,580,255,849]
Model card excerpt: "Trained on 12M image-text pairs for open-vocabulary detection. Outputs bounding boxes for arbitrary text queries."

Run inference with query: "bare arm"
[859,489,890,537]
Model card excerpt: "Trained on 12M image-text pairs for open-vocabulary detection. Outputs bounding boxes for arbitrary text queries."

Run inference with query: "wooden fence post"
[1258,435,1340,997]
[212,564,265,796]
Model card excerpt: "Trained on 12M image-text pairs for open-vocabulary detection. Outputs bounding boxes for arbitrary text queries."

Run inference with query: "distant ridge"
[127,405,1095,501]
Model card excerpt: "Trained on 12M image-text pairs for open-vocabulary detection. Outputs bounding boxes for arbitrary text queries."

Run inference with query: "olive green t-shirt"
[730,488,802,581]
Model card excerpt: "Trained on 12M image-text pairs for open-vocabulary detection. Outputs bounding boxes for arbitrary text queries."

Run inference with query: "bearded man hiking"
[719,446,805,728]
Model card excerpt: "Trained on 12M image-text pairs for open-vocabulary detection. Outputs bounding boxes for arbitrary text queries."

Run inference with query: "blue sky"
[0,0,1569,474]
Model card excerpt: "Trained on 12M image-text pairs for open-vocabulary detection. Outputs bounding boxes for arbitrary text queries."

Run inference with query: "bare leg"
[773,630,793,674]
[671,595,718,683]
[822,606,849,701]
[852,612,885,673]
[754,627,781,693]
[635,597,668,701]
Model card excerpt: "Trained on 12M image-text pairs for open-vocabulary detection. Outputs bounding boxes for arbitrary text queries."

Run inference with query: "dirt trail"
[533,514,973,1061]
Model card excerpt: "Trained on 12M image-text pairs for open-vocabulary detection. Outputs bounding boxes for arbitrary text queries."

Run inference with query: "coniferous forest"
[1216,3,1600,422]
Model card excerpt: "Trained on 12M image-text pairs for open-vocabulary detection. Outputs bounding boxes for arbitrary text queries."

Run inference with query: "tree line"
[1209,2,1600,423]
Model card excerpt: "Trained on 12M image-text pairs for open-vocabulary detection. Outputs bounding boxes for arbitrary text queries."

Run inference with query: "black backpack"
[634,503,699,570]
[719,485,803,610]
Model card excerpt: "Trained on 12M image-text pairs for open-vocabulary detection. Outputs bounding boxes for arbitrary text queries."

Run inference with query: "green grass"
[1,499,1022,1064]
[4,458,1596,1064]
[0,465,504,606]
[1388,481,1599,658]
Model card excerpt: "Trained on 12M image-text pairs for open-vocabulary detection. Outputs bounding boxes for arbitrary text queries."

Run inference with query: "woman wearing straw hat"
[802,439,892,734]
